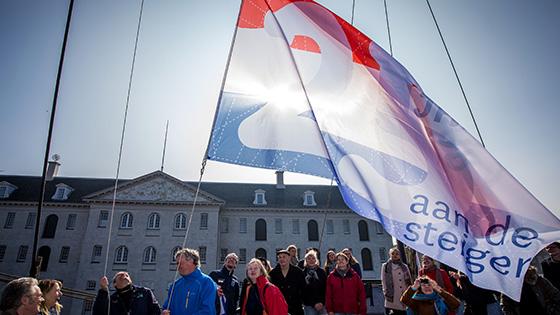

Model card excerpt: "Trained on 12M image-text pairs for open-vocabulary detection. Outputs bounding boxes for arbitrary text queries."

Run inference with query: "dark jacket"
[269,264,305,315]
[501,275,560,315]
[209,266,241,315]
[541,257,560,291]
[92,285,160,315]
[302,266,327,307]
[325,268,366,315]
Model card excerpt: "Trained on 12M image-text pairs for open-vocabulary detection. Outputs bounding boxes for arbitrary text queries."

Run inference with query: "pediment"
[84,171,223,204]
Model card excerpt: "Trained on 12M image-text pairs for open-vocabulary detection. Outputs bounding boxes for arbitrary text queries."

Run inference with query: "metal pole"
[29,0,74,278]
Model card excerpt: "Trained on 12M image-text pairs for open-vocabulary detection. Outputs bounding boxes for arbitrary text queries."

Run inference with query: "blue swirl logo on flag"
[207,0,560,300]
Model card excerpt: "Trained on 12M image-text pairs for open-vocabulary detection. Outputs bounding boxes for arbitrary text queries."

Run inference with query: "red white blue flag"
[207,0,560,300]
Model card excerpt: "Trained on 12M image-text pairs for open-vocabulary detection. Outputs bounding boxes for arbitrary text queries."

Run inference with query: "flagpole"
[29,0,75,278]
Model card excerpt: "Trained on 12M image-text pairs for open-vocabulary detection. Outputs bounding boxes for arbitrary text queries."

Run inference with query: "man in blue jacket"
[92,271,160,315]
[209,252,240,315]
[162,248,216,315]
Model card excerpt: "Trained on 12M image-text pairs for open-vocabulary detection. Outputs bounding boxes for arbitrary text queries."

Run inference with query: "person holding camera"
[400,276,460,315]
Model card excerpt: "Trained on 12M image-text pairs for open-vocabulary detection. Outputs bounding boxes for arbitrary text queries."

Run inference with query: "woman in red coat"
[240,258,288,315]
[325,252,366,315]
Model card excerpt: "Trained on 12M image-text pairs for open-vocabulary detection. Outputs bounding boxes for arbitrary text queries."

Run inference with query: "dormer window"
[0,182,17,199]
[52,183,74,201]
[303,191,316,206]
[253,189,267,205]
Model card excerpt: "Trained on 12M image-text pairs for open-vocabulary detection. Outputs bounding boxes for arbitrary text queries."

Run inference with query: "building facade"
[0,171,392,314]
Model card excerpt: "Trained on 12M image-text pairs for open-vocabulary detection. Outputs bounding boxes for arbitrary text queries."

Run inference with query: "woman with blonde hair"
[38,279,63,315]
[239,258,287,315]
[302,250,327,315]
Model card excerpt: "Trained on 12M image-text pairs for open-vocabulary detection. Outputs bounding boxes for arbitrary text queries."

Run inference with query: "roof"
[0,173,348,209]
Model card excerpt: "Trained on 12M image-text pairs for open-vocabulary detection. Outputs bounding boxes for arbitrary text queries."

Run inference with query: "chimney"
[275,171,285,189]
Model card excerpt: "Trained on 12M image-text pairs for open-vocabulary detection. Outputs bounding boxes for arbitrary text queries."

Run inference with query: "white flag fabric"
[207,0,560,300]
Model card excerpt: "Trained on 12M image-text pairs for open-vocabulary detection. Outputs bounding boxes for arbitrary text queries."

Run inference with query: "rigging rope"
[351,0,356,25]
[102,1,145,312]
[425,0,486,148]
[383,0,393,56]
[165,0,244,310]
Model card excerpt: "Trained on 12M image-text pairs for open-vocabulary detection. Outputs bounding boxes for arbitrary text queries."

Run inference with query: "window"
[292,219,300,234]
[308,220,319,241]
[358,220,369,241]
[362,248,373,271]
[0,181,17,198]
[326,219,334,234]
[253,189,267,205]
[239,218,247,233]
[198,246,207,264]
[0,245,6,262]
[379,247,387,262]
[171,246,181,263]
[239,248,247,263]
[91,245,102,263]
[175,213,186,230]
[86,281,96,290]
[375,221,384,234]
[143,246,156,264]
[98,211,109,228]
[274,219,282,234]
[343,219,350,234]
[200,213,208,230]
[303,191,316,206]
[114,246,128,263]
[82,300,93,315]
[4,212,15,229]
[221,217,229,233]
[59,246,70,263]
[25,213,36,229]
[255,248,267,260]
[147,213,160,230]
[42,214,58,238]
[51,184,73,200]
[255,219,267,241]
[220,248,228,262]
[66,214,77,230]
[120,212,133,229]
[38,246,51,271]
[17,245,28,262]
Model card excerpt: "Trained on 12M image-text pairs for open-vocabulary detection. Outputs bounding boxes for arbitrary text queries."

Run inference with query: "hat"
[277,249,290,256]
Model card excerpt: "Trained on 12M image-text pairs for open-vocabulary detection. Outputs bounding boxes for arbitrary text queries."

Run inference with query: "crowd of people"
[1,242,560,315]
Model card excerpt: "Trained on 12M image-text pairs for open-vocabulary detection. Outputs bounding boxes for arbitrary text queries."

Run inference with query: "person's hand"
[328,312,334,315]
[100,276,109,291]
[217,286,224,297]
[412,278,421,290]
[162,310,170,315]
[449,271,459,280]
[429,279,442,293]
[314,303,323,311]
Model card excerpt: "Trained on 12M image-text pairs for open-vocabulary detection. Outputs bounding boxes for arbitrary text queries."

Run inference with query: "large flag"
[207,0,560,300]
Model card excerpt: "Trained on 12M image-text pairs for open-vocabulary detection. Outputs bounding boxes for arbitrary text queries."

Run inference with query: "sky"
[0,0,559,216]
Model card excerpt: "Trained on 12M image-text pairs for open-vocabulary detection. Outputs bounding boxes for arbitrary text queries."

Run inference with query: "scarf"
[383,260,412,302]
[304,267,319,285]
[405,292,448,315]
[116,284,133,313]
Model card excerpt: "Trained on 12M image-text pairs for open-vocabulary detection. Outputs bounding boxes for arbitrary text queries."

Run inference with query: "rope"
[165,159,208,311]
[383,0,393,56]
[351,0,356,25]
[165,0,244,309]
[317,177,336,255]
[425,0,486,148]
[102,0,145,312]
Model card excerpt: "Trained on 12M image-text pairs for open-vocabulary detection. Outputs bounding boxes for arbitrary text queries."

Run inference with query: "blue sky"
[1,0,558,216]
